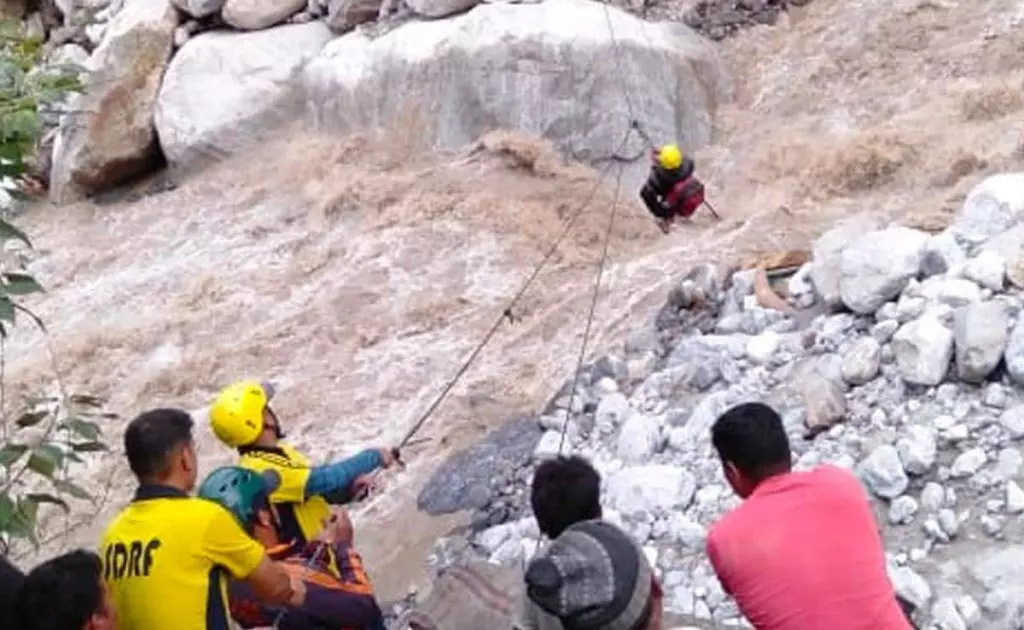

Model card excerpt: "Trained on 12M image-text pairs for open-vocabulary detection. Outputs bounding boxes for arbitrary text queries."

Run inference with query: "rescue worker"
[16,550,116,630]
[198,466,386,630]
[639,143,704,234]
[100,407,304,630]
[209,381,397,550]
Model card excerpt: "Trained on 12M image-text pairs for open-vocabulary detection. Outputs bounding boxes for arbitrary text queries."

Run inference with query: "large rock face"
[154,22,332,169]
[303,0,727,180]
[49,0,177,203]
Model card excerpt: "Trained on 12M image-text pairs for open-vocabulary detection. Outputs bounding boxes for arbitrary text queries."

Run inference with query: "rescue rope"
[397,126,638,449]
[555,160,625,456]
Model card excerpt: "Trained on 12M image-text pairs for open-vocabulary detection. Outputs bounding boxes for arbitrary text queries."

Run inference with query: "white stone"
[841,337,881,385]
[809,215,883,309]
[932,597,967,630]
[839,227,929,314]
[950,447,988,478]
[951,173,1024,245]
[858,444,909,499]
[615,412,662,464]
[155,23,332,168]
[533,429,568,460]
[897,425,937,476]
[963,250,1006,291]
[920,482,946,512]
[604,465,696,517]
[953,301,1010,383]
[918,277,983,308]
[1006,481,1024,514]
[889,565,932,610]
[921,231,967,277]
[891,316,954,386]
[746,331,780,364]
[999,406,1024,440]
[1004,318,1024,386]
[888,495,919,525]
[405,0,477,18]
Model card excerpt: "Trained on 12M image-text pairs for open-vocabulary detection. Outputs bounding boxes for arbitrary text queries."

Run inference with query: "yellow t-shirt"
[100,485,266,630]
[237,444,331,545]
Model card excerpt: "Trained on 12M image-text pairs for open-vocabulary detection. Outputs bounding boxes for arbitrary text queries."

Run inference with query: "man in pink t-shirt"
[705,402,915,630]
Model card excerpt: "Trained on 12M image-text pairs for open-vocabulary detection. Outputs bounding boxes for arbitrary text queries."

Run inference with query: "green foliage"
[0,18,81,197]
[0,23,104,554]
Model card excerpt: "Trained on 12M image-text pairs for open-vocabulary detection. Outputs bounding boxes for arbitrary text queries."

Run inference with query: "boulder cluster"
[420,172,1024,630]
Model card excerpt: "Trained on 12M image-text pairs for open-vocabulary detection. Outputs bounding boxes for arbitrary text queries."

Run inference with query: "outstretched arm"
[305,449,387,503]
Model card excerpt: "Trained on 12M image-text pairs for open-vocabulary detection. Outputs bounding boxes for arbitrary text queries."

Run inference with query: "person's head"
[16,550,115,630]
[198,466,282,548]
[530,455,601,539]
[124,408,198,491]
[525,520,657,630]
[209,381,282,450]
[711,401,792,499]
[657,144,682,171]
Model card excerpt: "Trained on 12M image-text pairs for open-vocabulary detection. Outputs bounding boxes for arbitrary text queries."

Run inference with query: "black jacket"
[0,555,24,630]
[640,156,695,219]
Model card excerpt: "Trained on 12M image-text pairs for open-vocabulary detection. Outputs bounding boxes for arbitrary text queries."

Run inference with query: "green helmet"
[198,466,280,532]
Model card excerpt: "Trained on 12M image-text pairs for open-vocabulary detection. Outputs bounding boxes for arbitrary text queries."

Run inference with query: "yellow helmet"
[658,144,683,170]
[209,381,275,448]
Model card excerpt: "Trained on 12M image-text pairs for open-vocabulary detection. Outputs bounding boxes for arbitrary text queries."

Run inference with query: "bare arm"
[243,556,302,606]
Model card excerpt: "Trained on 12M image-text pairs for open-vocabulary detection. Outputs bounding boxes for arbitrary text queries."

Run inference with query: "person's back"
[103,408,296,630]
[708,465,910,629]
[1,554,24,630]
[103,486,266,630]
[517,455,663,630]
[706,402,911,630]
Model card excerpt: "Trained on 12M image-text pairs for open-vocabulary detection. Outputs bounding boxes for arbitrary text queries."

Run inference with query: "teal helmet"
[198,466,281,532]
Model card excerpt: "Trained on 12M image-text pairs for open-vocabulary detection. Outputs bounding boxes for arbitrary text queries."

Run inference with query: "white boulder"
[155,23,332,168]
[950,173,1024,245]
[838,227,929,314]
[891,316,954,386]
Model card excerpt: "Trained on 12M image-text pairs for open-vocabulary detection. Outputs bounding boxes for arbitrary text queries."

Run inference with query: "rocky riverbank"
[418,172,1024,629]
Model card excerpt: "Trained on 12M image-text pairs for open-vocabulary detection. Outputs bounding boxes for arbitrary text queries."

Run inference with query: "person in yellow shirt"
[100,407,305,630]
[209,381,397,547]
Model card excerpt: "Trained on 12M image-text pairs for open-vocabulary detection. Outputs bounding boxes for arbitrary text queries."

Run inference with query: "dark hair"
[16,550,104,630]
[530,455,602,538]
[124,408,195,481]
[711,402,791,480]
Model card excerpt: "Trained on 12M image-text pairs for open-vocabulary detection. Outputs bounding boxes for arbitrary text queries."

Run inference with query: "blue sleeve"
[304,449,383,501]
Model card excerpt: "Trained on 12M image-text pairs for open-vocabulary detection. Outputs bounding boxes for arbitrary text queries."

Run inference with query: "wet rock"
[417,415,541,515]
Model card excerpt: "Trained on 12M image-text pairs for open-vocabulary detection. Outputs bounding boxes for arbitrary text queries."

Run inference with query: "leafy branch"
[0,20,109,555]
